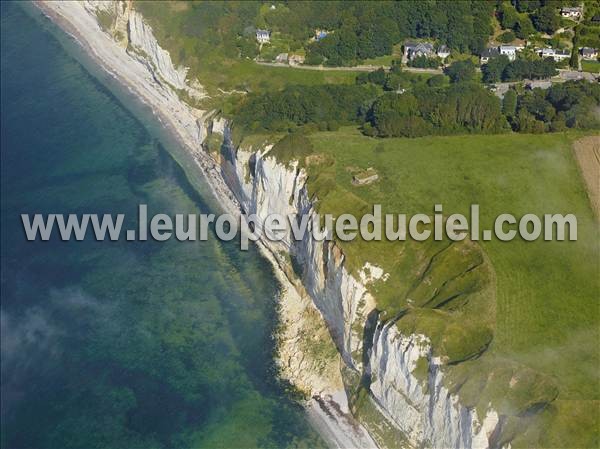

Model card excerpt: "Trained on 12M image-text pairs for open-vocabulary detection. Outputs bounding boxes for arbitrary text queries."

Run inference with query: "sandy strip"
[33,2,379,447]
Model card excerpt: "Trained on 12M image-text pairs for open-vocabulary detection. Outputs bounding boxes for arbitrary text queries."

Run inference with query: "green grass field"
[291,128,599,446]
[582,60,600,73]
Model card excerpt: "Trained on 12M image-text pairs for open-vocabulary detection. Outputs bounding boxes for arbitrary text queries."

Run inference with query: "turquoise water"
[0,3,323,448]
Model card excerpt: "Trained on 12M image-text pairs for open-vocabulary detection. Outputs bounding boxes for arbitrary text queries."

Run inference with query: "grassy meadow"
[294,128,599,446]
[581,59,600,74]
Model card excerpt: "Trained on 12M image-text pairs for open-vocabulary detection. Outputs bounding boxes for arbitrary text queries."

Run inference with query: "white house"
[275,53,288,63]
[499,45,518,61]
[256,29,270,44]
[315,29,329,41]
[580,47,599,60]
[404,42,435,60]
[561,7,582,19]
[437,44,450,60]
[539,47,570,62]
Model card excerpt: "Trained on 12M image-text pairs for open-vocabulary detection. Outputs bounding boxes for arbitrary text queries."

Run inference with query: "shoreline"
[32,2,378,447]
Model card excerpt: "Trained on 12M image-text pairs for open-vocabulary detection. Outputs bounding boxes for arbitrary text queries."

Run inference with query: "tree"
[498,31,516,43]
[238,38,258,59]
[327,120,340,131]
[515,16,535,39]
[513,0,541,13]
[356,72,369,85]
[390,59,402,74]
[532,6,560,34]
[384,73,409,91]
[408,55,441,68]
[519,90,556,122]
[515,110,546,133]
[427,74,447,87]
[367,68,387,86]
[482,55,510,83]
[502,89,518,118]
[444,60,477,83]
[499,3,519,29]
[501,58,557,81]
[304,51,324,66]
[550,113,567,132]
[569,44,578,69]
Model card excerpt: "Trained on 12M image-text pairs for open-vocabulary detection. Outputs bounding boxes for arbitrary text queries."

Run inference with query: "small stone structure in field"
[352,167,379,186]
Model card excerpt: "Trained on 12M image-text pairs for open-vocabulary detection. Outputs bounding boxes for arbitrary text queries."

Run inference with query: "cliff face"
[43,2,503,447]
[218,141,503,448]
[369,325,500,449]
[220,142,372,372]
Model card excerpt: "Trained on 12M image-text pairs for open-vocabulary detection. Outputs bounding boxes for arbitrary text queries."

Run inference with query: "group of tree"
[355,62,425,92]
[364,83,509,137]
[302,1,494,66]
[498,1,568,38]
[408,55,442,69]
[236,84,378,132]
[444,60,478,83]
[497,2,536,39]
[504,80,600,132]
[482,55,558,83]
[236,73,598,139]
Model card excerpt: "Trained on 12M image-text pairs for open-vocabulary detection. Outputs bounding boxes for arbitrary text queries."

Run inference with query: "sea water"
[0,3,324,448]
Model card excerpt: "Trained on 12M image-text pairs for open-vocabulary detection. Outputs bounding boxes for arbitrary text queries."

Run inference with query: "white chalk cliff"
[219,138,504,449]
[40,2,505,447]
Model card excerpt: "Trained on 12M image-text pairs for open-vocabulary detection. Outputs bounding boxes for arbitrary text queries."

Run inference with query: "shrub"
[408,55,441,69]
[427,74,447,87]
[498,31,516,43]
[445,60,477,83]
[270,132,314,163]
[327,120,340,131]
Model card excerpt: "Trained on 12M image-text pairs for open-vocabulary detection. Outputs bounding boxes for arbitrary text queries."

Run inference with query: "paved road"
[490,69,598,98]
[557,69,597,81]
[255,60,443,74]
[258,60,597,79]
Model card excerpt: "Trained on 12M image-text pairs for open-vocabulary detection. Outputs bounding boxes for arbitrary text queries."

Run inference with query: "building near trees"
[256,29,270,44]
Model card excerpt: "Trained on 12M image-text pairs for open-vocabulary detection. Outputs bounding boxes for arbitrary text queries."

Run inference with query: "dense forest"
[304,1,494,66]
[236,84,378,132]
[482,56,558,83]
[237,79,599,138]
[507,79,600,132]
[364,84,509,137]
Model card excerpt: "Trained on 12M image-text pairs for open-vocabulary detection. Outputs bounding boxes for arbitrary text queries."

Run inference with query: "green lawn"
[294,128,599,446]
[582,60,600,73]
[360,54,394,66]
